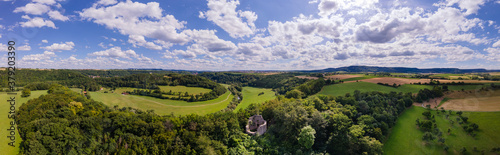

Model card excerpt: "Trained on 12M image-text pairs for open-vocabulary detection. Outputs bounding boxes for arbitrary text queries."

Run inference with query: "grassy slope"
[88,88,233,116]
[235,87,276,111]
[0,90,47,155]
[158,86,211,95]
[384,106,500,154]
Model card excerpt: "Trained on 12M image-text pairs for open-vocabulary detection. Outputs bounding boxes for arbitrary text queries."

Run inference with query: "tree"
[457,111,463,116]
[422,132,435,142]
[298,125,316,149]
[285,89,303,99]
[21,88,31,97]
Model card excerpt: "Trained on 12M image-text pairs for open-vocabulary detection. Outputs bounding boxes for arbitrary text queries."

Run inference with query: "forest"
[199,72,309,94]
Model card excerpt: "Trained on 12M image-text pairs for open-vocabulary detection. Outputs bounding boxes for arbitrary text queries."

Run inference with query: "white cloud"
[42,40,48,43]
[183,29,237,53]
[128,35,162,50]
[19,16,56,29]
[200,0,258,38]
[13,3,50,15]
[22,51,56,61]
[493,40,500,47]
[88,47,137,59]
[445,0,485,15]
[96,0,117,6]
[33,0,57,5]
[48,10,69,21]
[18,44,31,51]
[41,41,75,51]
[80,1,189,44]
[318,0,338,17]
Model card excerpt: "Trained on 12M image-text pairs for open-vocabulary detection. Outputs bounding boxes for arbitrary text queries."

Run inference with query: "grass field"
[383,106,500,154]
[87,87,233,116]
[342,75,378,81]
[0,90,47,155]
[235,87,276,111]
[318,82,495,97]
[318,82,434,96]
[158,86,211,95]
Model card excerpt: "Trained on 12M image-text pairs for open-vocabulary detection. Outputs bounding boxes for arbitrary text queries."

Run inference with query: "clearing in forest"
[234,87,276,111]
[81,87,233,115]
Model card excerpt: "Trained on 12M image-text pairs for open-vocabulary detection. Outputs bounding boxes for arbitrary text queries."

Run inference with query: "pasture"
[158,85,211,95]
[88,88,233,116]
[0,90,47,155]
[235,87,276,111]
[384,106,500,154]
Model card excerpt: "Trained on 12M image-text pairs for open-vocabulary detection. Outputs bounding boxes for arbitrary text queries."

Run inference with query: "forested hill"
[16,83,445,154]
[0,69,98,89]
[302,66,500,73]
[199,72,308,94]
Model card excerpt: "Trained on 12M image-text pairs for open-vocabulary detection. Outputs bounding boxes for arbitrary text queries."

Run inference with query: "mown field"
[84,87,233,116]
[235,87,276,111]
[383,106,500,154]
[158,85,211,95]
[0,90,47,155]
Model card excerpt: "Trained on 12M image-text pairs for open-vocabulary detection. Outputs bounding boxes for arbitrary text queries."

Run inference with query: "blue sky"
[1,0,500,70]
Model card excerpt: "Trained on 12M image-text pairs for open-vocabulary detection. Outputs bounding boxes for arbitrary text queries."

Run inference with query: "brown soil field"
[489,72,500,76]
[360,77,500,85]
[440,90,500,111]
[324,74,363,80]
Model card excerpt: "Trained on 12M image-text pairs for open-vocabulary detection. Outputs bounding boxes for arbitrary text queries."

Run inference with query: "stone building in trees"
[245,115,267,136]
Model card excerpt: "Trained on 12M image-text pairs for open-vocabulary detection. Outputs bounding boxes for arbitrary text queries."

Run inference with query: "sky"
[0,0,500,71]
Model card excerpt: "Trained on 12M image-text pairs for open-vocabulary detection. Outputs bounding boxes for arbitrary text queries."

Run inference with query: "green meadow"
[86,87,233,116]
[383,106,500,154]
[318,82,433,96]
[158,85,211,95]
[0,90,47,155]
[235,87,276,111]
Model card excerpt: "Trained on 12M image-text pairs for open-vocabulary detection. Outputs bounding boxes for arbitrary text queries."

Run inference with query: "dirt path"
[129,92,231,107]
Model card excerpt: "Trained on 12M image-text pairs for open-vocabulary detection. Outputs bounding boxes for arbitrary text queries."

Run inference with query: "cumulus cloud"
[128,35,163,50]
[48,10,69,21]
[80,1,189,44]
[41,42,75,51]
[19,15,56,29]
[493,40,500,47]
[183,29,237,53]
[22,51,56,61]
[33,0,57,5]
[318,0,338,17]
[200,0,258,38]
[42,40,48,43]
[88,47,138,59]
[96,0,117,6]
[444,0,485,15]
[13,3,51,15]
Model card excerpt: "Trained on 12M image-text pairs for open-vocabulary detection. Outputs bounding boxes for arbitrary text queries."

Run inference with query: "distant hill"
[301,66,500,73]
